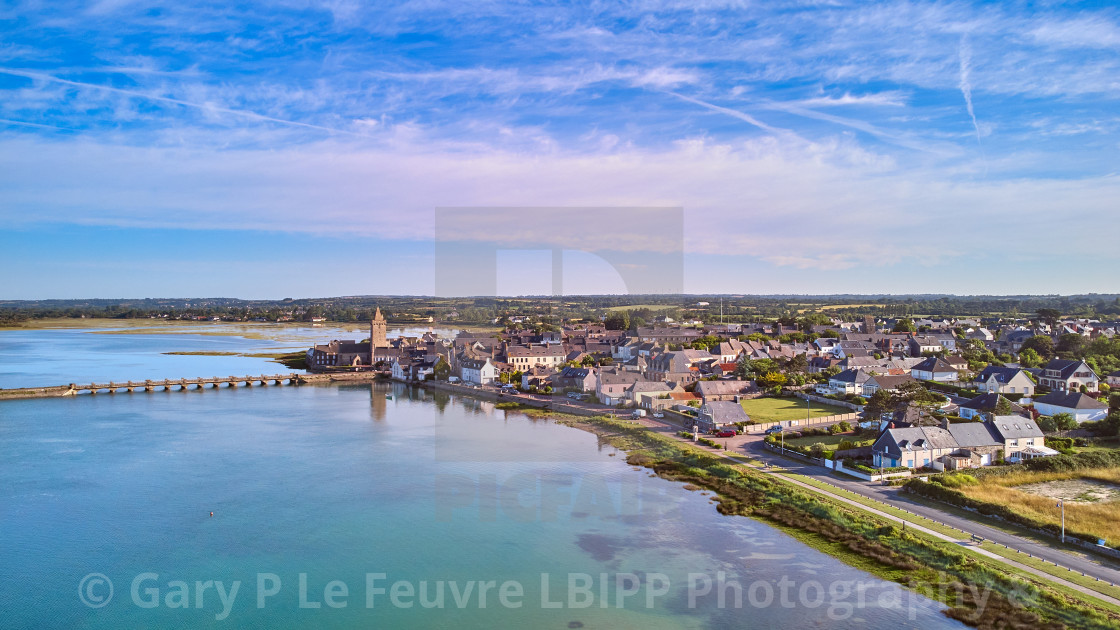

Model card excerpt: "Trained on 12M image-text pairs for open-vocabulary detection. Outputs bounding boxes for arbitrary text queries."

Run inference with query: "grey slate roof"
[947,422,1001,447]
[989,415,1044,440]
[975,366,1027,384]
[1034,391,1108,410]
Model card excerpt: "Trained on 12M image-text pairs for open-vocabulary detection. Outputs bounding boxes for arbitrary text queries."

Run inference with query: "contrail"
[667,91,787,135]
[0,67,371,137]
[958,34,982,148]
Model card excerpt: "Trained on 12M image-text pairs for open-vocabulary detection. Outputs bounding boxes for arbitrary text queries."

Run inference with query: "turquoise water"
[0,380,962,629]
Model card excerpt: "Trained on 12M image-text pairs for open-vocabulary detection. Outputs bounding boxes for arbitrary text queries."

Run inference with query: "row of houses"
[873,415,1051,470]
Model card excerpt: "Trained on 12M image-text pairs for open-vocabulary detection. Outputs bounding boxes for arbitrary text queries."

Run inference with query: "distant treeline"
[1,294,1119,326]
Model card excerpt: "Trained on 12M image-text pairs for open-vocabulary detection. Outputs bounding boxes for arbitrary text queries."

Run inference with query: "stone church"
[306,308,388,368]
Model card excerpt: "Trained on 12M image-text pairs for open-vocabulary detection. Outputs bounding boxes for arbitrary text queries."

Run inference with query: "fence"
[794,391,865,412]
[742,412,861,434]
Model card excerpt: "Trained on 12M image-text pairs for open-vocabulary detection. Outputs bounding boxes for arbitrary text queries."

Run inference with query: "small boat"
[385,394,393,400]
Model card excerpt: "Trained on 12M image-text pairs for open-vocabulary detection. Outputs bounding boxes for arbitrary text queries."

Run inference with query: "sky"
[1,0,1118,299]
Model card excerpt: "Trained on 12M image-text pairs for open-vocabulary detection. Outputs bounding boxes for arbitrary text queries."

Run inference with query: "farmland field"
[739,397,851,423]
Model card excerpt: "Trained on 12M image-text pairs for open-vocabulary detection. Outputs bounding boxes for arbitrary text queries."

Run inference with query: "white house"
[1032,392,1109,423]
[1037,359,1099,393]
[460,357,498,385]
[910,356,958,382]
[973,366,1035,396]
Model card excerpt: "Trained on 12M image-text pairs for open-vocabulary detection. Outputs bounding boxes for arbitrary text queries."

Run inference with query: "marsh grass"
[959,468,1120,546]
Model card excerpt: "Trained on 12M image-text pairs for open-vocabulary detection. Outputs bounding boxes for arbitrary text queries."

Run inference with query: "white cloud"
[2,132,1117,274]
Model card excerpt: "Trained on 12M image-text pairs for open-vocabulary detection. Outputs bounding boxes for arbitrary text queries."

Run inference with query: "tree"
[994,396,1012,416]
[1019,335,1054,360]
[864,385,891,419]
[735,355,753,380]
[604,311,630,331]
[756,372,787,388]
[1018,348,1044,368]
[433,357,451,381]
[1056,333,1085,358]
[1037,308,1062,329]
[784,354,808,374]
[1052,413,1078,431]
[892,318,916,333]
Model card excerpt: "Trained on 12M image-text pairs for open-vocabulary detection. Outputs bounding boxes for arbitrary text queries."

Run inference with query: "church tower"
[370,307,387,349]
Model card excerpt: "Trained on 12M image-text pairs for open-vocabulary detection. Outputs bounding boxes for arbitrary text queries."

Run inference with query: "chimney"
[942,416,951,430]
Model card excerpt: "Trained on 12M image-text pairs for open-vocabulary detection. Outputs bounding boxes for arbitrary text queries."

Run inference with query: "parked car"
[716,430,737,438]
[631,409,647,419]
[652,412,664,419]
[765,425,784,435]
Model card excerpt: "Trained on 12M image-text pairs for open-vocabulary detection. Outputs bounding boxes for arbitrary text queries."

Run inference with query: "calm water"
[0,333,964,629]
[0,324,449,389]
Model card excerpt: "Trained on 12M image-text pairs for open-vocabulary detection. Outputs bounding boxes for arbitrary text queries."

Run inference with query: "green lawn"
[784,434,874,448]
[739,397,851,423]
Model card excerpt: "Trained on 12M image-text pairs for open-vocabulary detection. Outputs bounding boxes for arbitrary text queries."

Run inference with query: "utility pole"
[1058,500,1065,543]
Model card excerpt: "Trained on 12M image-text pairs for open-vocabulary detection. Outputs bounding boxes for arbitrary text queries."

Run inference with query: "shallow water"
[0,379,962,629]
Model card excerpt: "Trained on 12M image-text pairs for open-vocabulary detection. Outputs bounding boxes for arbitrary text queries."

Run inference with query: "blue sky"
[1,0,1119,298]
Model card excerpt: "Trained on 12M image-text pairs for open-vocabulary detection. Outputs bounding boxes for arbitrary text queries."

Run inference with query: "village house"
[816,368,871,396]
[695,379,756,403]
[873,415,1047,470]
[460,357,498,385]
[1037,359,1099,393]
[861,373,917,397]
[627,381,677,409]
[957,393,1027,420]
[908,335,944,356]
[521,365,552,390]
[972,366,1035,396]
[505,344,566,369]
[596,369,648,406]
[553,366,597,392]
[696,400,751,432]
[1109,370,1120,388]
[910,356,959,382]
[1032,391,1109,423]
[634,326,702,345]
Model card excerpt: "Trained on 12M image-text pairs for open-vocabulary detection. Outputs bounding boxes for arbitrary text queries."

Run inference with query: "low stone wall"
[741,412,861,434]
[795,391,864,412]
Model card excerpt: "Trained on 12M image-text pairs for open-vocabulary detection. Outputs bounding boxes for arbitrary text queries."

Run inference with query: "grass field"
[784,433,875,448]
[959,468,1120,546]
[738,397,851,423]
[606,304,674,311]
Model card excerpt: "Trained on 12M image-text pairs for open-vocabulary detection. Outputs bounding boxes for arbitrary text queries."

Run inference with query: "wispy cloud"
[957,34,983,149]
[0,67,372,138]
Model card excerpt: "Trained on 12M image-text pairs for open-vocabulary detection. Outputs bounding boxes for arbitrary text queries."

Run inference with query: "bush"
[1044,436,1075,454]
[836,420,852,432]
[809,442,827,458]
